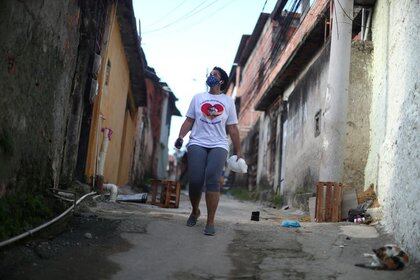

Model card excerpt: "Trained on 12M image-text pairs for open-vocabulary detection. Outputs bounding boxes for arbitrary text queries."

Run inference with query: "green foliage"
[272,194,283,207]
[228,188,253,201]
[0,193,56,241]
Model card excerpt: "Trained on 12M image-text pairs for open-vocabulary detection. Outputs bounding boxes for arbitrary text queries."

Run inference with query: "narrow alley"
[1,193,419,279]
[1,0,419,279]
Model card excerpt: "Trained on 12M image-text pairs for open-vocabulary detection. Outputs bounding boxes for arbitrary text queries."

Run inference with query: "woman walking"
[174,66,241,236]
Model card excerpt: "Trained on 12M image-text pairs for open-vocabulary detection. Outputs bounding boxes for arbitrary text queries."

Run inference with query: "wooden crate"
[150,180,181,208]
[315,182,343,222]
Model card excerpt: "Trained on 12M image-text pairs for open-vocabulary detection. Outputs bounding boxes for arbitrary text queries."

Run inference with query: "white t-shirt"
[186,92,238,152]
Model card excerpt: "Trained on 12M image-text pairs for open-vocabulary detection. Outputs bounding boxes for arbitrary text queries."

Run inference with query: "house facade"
[227,0,419,259]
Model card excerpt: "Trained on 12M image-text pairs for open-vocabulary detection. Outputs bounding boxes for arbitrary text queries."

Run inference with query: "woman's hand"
[175,117,195,149]
[174,138,183,149]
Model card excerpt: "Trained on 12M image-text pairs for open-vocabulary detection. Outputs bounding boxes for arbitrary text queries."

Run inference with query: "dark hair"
[213,66,229,92]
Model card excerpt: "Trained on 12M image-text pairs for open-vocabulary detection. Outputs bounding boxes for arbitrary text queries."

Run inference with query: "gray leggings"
[187,145,228,196]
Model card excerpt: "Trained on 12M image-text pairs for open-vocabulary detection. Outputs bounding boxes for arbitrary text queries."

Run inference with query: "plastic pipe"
[103,183,118,202]
[0,191,96,248]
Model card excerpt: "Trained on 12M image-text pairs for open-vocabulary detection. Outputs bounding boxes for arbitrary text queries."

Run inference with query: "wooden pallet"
[315,182,343,222]
[150,180,181,208]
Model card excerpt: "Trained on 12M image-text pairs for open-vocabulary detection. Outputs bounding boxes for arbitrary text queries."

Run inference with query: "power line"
[261,0,269,12]
[143,0,221,34]
[144,0,190,28]
[335,0,354,21]
[141,0,240,37]
[173,0,240,32]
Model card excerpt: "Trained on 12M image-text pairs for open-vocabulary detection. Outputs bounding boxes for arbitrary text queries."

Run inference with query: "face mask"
[206,75,220,88]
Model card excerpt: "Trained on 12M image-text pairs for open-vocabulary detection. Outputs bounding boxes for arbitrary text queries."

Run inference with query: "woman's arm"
[227,124,241,158]
[178,117,195,139]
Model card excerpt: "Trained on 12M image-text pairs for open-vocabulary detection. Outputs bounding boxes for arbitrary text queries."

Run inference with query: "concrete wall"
[281,45,329,207]
[0,0,81,193]
[157,95,169,179]
[256,105,281,191]
[343,41,373,191]
[281,41,373,207]
[144,78,165,178]
[131,107,154,186]
[365,0,420,260]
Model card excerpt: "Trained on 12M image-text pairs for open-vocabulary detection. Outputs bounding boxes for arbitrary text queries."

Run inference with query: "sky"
[133,0,278,155]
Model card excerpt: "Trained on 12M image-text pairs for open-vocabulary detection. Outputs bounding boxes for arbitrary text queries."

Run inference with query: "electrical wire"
[143,0,190,28]
[143,0,221,34]
[335,0,354,21]
[261,0,269,12]
[155,0,239,35]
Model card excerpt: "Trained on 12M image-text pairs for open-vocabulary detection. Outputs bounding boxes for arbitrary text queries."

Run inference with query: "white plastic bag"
[227,155,248,173]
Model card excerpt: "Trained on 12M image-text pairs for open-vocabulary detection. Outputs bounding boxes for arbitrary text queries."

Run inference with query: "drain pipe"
[103,183,118,202]
[97,128,112,176]
[0,191,96,248]
[319,0,354,181]
[95,128,118,201]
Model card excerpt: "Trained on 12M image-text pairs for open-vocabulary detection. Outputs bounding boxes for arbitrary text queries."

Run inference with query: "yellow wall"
[117,105,137,185]
[86,9,134,185]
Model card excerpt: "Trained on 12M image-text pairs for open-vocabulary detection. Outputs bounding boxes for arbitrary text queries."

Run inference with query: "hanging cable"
[335,0,354,21]
[143,0,222,34]
[143,0,220,34]
[261,0,269,12]
[154,0,239,35]
[143,0,190,28]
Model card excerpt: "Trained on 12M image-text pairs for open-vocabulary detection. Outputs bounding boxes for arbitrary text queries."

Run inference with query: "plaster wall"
[343,42,373,191]
[365,0,420,260]
[281,41,373,207]
[282,45,328,207]
[99,19,131,184]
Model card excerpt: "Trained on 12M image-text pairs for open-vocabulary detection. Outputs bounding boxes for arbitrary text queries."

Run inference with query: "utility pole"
[319,0,354,182]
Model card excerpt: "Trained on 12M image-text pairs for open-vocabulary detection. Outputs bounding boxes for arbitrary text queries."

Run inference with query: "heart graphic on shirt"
[201,103,224,120]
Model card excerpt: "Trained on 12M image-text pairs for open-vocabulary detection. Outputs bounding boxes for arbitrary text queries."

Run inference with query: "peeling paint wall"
[281,41,373,208]
[256,104,281,192]
[282,45,329,207]
[131,107,154,186]
[365,0,420,260]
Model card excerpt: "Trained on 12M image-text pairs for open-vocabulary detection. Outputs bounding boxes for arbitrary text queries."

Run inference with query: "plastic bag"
[227,155,248,173]
[281,220,301,228]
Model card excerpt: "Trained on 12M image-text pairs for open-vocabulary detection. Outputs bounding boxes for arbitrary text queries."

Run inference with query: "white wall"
[365,0,420,260]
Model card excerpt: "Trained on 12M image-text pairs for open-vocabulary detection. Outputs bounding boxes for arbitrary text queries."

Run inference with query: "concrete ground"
[1,193,419,279]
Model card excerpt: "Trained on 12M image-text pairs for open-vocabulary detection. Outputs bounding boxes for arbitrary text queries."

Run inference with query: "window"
[314,110,321,137]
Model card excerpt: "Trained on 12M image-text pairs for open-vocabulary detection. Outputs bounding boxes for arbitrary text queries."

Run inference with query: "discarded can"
[251,211,260,221]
